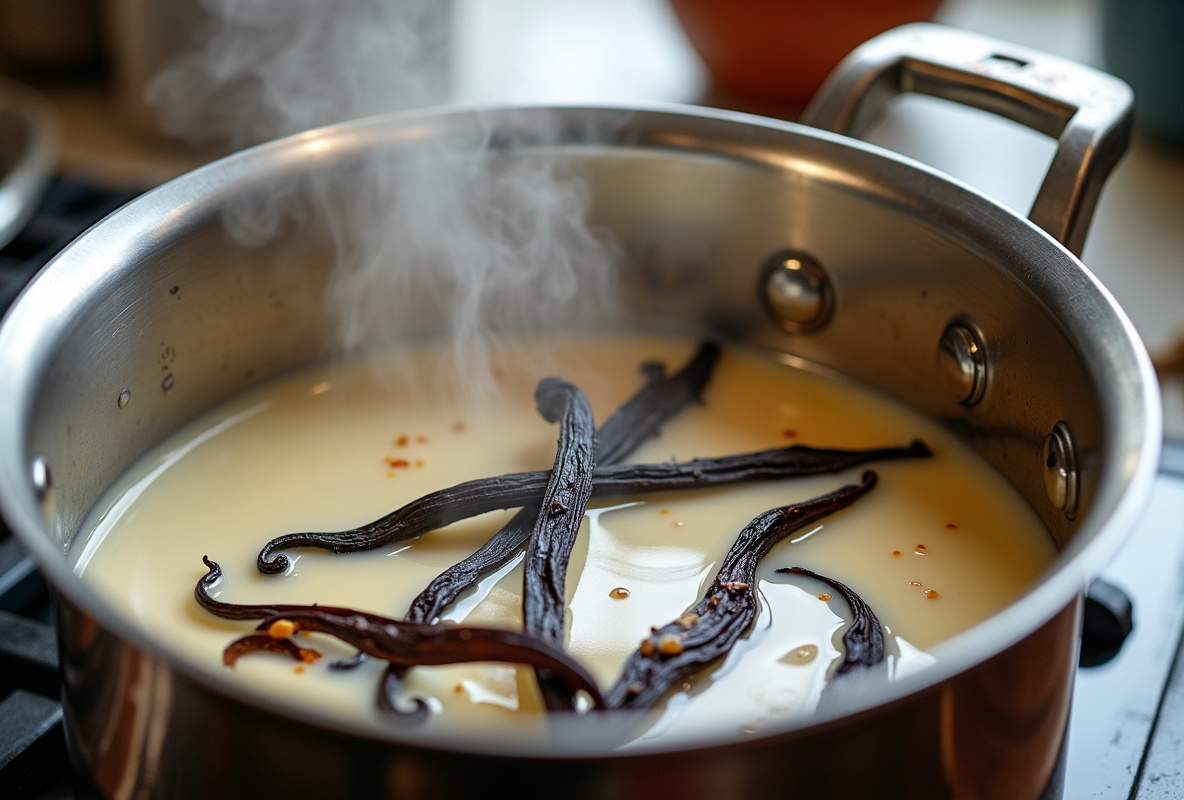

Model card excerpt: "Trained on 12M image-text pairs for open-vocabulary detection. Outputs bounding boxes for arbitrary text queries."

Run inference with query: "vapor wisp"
[147,0,451,149]
[147,0,628,404]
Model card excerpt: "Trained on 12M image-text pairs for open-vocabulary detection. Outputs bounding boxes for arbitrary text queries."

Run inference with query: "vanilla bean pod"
[256,441,929,575]
[329,652,367,671]
[197,558,603,710]
[249,609,604,708]
[199,557,424,715]
[196,556,361,619]
[521,378,595,642]
[404,342,719,625]
[375,667,429,721]
[593,343,719,466]
[605,472,878,711]
[197,555,384,674]
[776,566,884,676]
[388,347,721,709]
[520,378,596,710]
[222,633,322,667]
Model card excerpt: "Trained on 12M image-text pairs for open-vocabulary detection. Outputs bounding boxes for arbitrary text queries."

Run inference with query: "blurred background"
[1,0,1181,436]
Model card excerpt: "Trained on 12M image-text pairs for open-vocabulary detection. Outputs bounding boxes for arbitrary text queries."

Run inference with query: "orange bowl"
[670,0,943,104]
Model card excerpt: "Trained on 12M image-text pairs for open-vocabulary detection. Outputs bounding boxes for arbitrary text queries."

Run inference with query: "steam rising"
[147,0,624,403]
[322,121,623,401]
[147,0,451,149]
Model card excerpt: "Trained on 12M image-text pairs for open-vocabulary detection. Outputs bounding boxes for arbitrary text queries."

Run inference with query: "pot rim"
[0,101,1162,757]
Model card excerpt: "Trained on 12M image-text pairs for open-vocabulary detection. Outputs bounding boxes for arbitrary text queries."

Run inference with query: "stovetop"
[1065,455,1184,799]
[0,177,141,800]
[0,178,1182,800]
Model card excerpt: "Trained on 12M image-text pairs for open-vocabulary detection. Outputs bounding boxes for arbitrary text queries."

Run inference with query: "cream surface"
[72,335,1055,745]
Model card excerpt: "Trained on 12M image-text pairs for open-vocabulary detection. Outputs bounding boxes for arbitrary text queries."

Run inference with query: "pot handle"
[801,23,1133,257]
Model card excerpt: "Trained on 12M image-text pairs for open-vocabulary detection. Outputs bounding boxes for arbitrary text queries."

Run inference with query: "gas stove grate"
[0,176,140,311]
[0,590,66,800]
[0,175,140,800]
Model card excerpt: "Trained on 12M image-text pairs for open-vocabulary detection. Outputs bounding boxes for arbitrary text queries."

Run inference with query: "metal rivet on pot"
[118,388,131,408]
[937,322,987,406]
[31,456,50,501]
[1044,421,1079,519]
[759,250,832,333]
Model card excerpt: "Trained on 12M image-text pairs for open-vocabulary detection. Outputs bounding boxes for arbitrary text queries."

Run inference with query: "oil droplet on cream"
[780,644,819,665]
[609,587,630,600]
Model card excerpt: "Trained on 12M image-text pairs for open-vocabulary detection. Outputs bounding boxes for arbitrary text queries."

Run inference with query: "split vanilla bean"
[520,378,597,711]
[197,558,603,711]
[776,566,885,676]
[256,441,930,575]
[605,472,879,711]
[404,342,720,624]
[521,377,597,645]
[391,345,720,711]
[592,342,719,466]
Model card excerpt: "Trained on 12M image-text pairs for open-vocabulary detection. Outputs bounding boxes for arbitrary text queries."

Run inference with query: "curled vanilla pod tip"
[776,566,885,676]
[196,557,604,711]
[605,472,879,710]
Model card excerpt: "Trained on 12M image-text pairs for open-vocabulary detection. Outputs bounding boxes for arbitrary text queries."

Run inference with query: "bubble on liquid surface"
[780,644,819,665]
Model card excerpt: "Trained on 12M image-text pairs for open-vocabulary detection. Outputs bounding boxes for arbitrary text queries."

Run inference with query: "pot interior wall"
[25,111,1111,564]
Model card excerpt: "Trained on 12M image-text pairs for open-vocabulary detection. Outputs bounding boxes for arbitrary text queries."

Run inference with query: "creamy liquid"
[72,334,1055,746]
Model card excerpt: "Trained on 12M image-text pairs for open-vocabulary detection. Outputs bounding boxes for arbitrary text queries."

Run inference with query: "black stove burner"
[0,177,1180,799]
[0,176,140,800]
[0,576,66,800]
[0,176,140,311]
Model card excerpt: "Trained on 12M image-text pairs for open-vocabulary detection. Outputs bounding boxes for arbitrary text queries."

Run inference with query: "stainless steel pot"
[0,25,1160,799]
